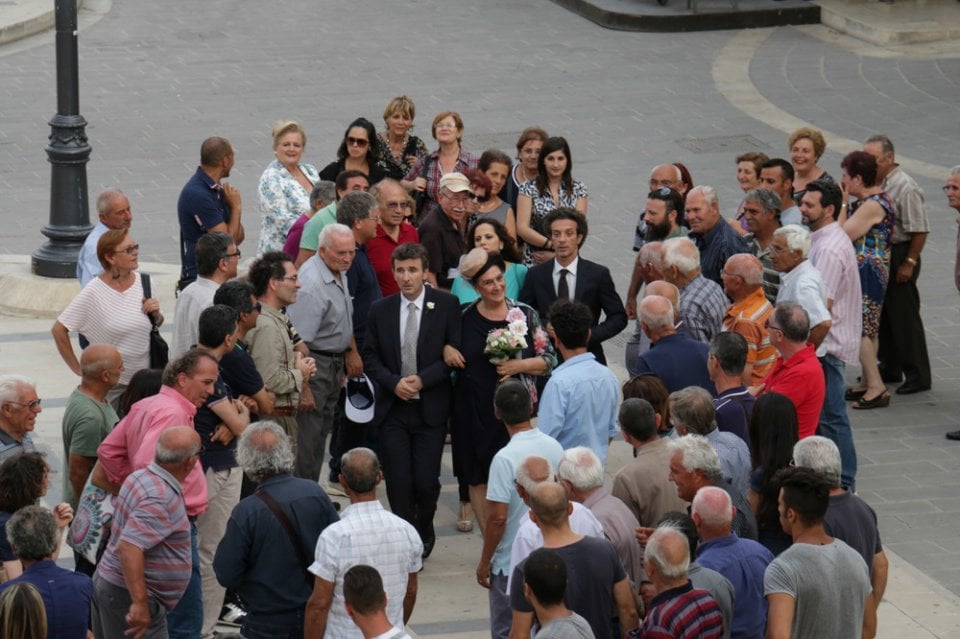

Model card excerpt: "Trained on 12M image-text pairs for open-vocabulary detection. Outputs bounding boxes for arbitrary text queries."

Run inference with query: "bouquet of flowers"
[484,307,529,364]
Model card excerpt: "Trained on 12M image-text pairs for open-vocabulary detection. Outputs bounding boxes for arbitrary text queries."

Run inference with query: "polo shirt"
[299,201,338,252]
[0,428,36,465]
[219,340,266,420]
[286,255,353,353]
[723,287,776,385]
[762,344,825,439]
[705,428,751,498]
[193,375,234,472]
[635,333,715,395]
[697,534,773,639]
[537,352,619,464]
[636,580,724,639]
[367,222,419,296]
[0,560,93,639]
[690,221,750,285]
[178,167,231,285]
[713,387,753,445]
[346,244,382,348]
[418,208,465,289]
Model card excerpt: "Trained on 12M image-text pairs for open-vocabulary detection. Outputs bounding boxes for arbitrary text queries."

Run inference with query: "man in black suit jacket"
[520,207,627,365]
[362,243,461,559]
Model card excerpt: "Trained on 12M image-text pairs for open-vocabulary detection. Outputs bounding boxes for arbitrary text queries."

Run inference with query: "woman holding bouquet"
[447,254,555,533]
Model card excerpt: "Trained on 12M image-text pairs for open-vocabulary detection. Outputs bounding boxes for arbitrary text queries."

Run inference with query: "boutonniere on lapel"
[426,301,435,312]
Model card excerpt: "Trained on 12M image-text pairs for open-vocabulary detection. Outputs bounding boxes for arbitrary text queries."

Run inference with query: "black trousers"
[877,242,931,387]
[379,401,446,541]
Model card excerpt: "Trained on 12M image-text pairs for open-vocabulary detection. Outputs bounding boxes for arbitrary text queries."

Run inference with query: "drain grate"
[675,134,770,154]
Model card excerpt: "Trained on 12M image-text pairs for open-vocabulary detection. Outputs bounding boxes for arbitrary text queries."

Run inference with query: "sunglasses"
[346,137,369,148]
[468,193,489,203]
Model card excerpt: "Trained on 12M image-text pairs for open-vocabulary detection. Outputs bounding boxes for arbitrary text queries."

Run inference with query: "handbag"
[140,273,169,369]
[67,475,116,564]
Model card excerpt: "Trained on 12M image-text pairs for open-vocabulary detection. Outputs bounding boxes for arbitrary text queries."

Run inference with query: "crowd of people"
[0,93,958,638]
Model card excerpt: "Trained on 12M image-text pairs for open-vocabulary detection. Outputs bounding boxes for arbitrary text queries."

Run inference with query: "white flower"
[426,301,435,311]
[508,319,527,337]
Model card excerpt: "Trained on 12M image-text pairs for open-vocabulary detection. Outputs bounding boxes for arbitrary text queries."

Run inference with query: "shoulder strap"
[256,488,312,580]
[141,272,151,298]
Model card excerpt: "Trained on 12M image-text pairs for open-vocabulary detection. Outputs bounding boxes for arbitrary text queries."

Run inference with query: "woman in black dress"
[447,254,556,532]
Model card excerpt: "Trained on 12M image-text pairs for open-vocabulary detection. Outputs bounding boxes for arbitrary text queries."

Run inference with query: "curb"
[0,0,85,47]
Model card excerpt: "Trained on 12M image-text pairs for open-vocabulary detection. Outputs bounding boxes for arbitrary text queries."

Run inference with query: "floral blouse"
[257,159,319,256]
[377,131,428,180]
[518,179,588,265]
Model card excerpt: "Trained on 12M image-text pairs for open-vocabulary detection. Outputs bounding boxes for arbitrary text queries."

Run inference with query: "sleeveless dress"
[850,192,895,338]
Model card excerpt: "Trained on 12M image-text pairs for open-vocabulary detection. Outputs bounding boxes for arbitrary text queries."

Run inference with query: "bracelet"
[905,257,917,266]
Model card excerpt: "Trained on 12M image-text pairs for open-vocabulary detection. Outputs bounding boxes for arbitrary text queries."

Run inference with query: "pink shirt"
[97,385,208,516]
[809,222,862,364]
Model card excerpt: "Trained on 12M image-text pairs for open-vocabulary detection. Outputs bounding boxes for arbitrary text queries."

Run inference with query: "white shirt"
[552,256,579,300]
[776,260,831,357]
[169,276,220,358]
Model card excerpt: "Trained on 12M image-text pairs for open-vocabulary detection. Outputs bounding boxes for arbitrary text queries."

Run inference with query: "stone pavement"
[1,0,960,636]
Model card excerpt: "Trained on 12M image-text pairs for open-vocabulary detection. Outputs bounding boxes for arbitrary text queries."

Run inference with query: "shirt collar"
[402,287,427,311]
[553,256,579,276]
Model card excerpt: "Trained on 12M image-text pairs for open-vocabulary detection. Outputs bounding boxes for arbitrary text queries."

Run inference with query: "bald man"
[635,295,714,395]
[62,345,123,514]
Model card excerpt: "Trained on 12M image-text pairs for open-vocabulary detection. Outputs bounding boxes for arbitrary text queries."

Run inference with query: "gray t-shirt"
[536,612,595,638]
[764,538,871,638]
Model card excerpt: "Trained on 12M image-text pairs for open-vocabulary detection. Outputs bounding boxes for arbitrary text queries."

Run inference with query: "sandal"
[457,502,474,533]
[852,392,890,410]
[845,387,867,401]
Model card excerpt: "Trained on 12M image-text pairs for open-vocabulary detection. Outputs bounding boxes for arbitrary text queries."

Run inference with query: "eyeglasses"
[346,137,369,148]
[765,320,783,334]
[467,193,489,203]
[115,244,139,255]
[384,201,410,211]
[277,274,298,283]
[435,123,458,130]
[222,250,241,260]
[6,399,41,410]
[367,213,382,222]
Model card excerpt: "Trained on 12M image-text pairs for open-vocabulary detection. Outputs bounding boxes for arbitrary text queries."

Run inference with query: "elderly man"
[769,224,831,349]
[283,180,337,259]
[864,135,932,395]
[613,399,688,527]
[758,159,802,227]
[367,178,420,296]
[417,172,472,289]
[344,565,414,639]
[761,302,826,440]
[557,447,644,591]
[93,349,218,639]
[802,179,862,488]
[287,222,360,482]
[61,345,122,517]
[669,387,750,499]
[306,448,422,639]
[625,241,667,375]
[740,188,785,303]
[0,375,41,463]
[363,242,460,558]
[92,427,201,639]
[792,436,888,614]
[247,252,317,444]
[635,295,714,394]
[508,483,638,639]
[521,208,627,365]
[77,188,133,286]
[692,487,773,639]
[177,137,244,290]
[539,299,619,464]
[0,506,93,639]
[667,435,757,540]
[764,467,875,639]
[170,231,240,358]
[476,382,563,639]
[662,237,727,343]
[214,422,339,637]
[685,185,750,284]
[708,333,754,445]
[297,170,371,268]
[721,254,775,386]
[638,526,724,639]
[325,192,384,485]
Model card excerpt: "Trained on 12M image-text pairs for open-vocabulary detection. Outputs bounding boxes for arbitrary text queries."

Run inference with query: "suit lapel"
[390,294,404,370]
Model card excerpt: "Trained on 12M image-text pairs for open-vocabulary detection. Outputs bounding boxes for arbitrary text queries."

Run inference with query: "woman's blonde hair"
[271,120,307,150]
[0,582,47,639]
[383,96,416,122]
[787,127,826,159]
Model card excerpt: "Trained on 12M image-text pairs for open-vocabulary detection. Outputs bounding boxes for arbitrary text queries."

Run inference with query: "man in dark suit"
[361,243,461,559]
[519,207,627,365]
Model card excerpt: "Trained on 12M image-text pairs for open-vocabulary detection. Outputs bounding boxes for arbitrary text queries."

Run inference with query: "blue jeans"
[817,354,858,490]
[167,520,202,639]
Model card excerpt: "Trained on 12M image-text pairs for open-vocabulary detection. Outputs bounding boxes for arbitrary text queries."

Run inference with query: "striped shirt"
[309,501,422,639]
[809,223,862,364]
[748,236,782,304]
[723,287,776,384]
[882,166,929,243]
[679,275,727,343]
[96,463,192,610]
[637,581,724,639]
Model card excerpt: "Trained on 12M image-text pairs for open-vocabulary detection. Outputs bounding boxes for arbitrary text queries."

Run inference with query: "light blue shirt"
[537,352,620,464]
[706,428,752,498]
[780,205,803,228]
[76,221,109,286]
[485,429,563,575]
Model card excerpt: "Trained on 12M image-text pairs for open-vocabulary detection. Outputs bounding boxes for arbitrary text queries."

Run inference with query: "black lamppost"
[32,0,92,278]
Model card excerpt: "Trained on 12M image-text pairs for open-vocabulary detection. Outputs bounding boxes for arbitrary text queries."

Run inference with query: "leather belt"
[272,406,298,417]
